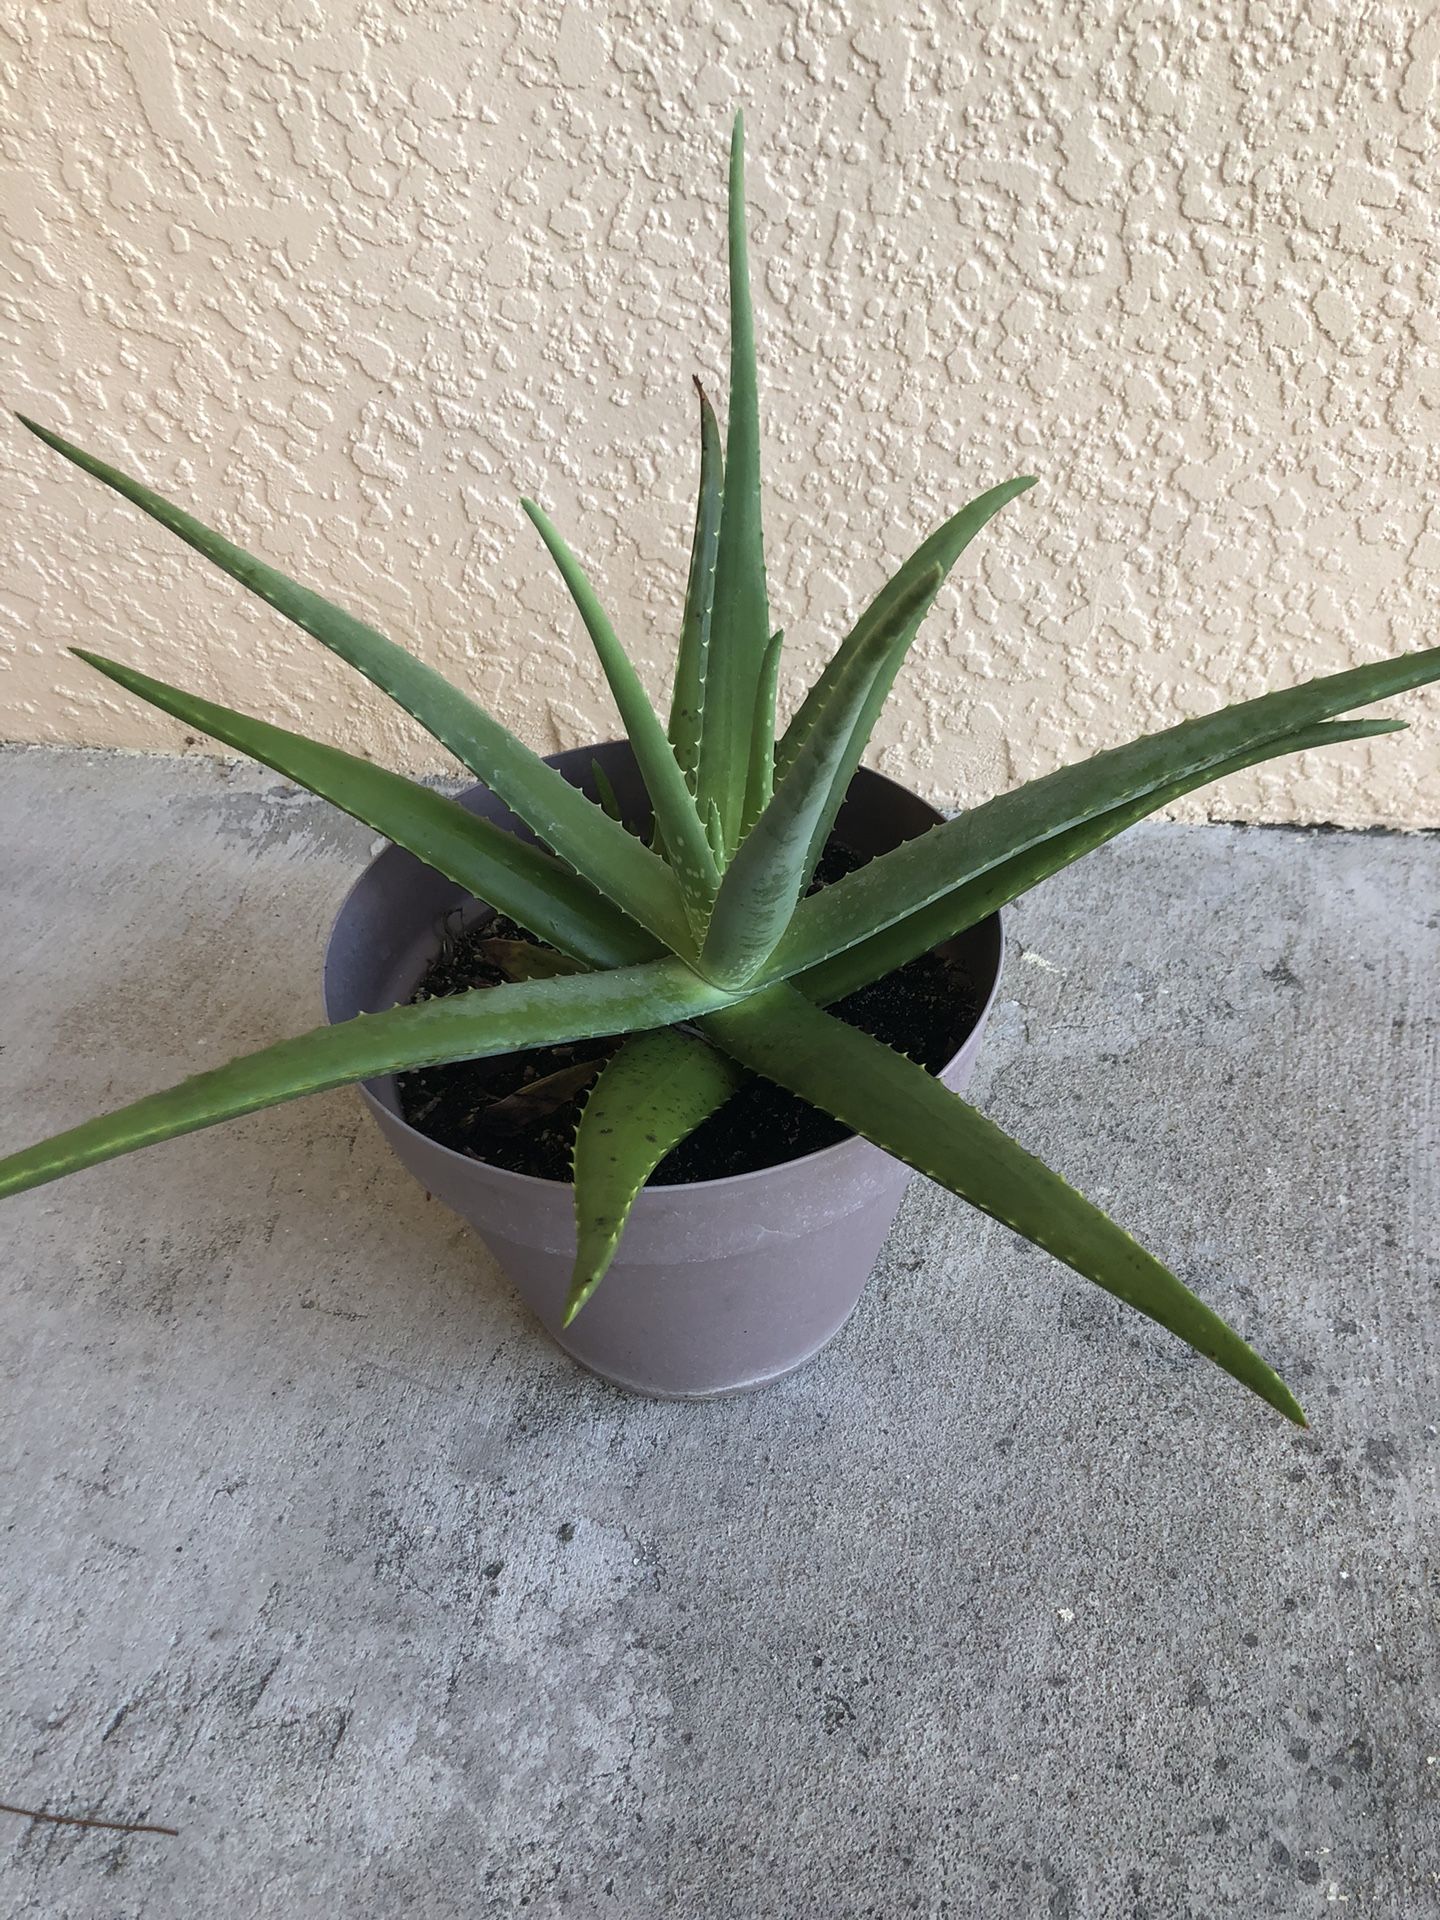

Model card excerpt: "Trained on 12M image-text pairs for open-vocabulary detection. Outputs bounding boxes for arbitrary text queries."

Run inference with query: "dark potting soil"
[396,839,982,1185]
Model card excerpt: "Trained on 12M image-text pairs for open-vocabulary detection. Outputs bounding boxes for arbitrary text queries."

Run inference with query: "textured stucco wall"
[3,1,1438,825]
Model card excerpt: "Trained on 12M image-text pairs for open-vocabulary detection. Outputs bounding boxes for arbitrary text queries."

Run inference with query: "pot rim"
[324,757,1006,1200]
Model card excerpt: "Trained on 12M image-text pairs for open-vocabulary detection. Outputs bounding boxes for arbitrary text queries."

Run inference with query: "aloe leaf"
[74,649,654,968]
[17,416,690,955]
[565,1030,744,1324]
[522,498,720,930]
[774,475,1036,790]
[786,480,1035,899]
[590,757,625,825]
[742,627,784,831]
[668,381,725,786]
[772,641,1440,982]
[701,566,941,987]
[695,113,770,854]
[704,987,1306,1425]
[0,960,737,1203]
[798,717,1407,1004]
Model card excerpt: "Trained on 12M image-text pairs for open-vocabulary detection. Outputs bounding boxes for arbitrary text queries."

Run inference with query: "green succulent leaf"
[798,717,1408,1004]
[787,478,1037,898]
[701,566,941,988]
[0,961,739,1203]
[522,498,720,933]
[705,987,1306,1425]
[17,415,691,956]
[668,380,725,786]
[565,1030,744,1325]
[696,113,770,855]
[742,627,785,832]
[774,475,1037,798]
[590,756,625,825]
[74,648,653,969]
[773,642,1440,983]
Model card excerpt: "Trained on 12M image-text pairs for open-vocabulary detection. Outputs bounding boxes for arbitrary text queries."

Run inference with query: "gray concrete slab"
[0,745,1436,1920]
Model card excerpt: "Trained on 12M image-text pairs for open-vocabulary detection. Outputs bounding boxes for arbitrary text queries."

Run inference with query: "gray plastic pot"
[323,742,1003,1398]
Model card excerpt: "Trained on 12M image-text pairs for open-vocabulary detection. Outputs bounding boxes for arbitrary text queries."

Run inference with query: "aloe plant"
[6,114,1438,1428]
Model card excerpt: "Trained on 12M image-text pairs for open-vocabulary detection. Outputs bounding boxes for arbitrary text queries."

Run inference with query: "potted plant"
[5,117,1437,1419]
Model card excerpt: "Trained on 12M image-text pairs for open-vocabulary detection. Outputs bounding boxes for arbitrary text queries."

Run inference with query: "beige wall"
[4,1,1438,826]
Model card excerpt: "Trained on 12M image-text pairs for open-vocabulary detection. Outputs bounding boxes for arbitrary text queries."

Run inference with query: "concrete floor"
[0,746,1436,1919]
